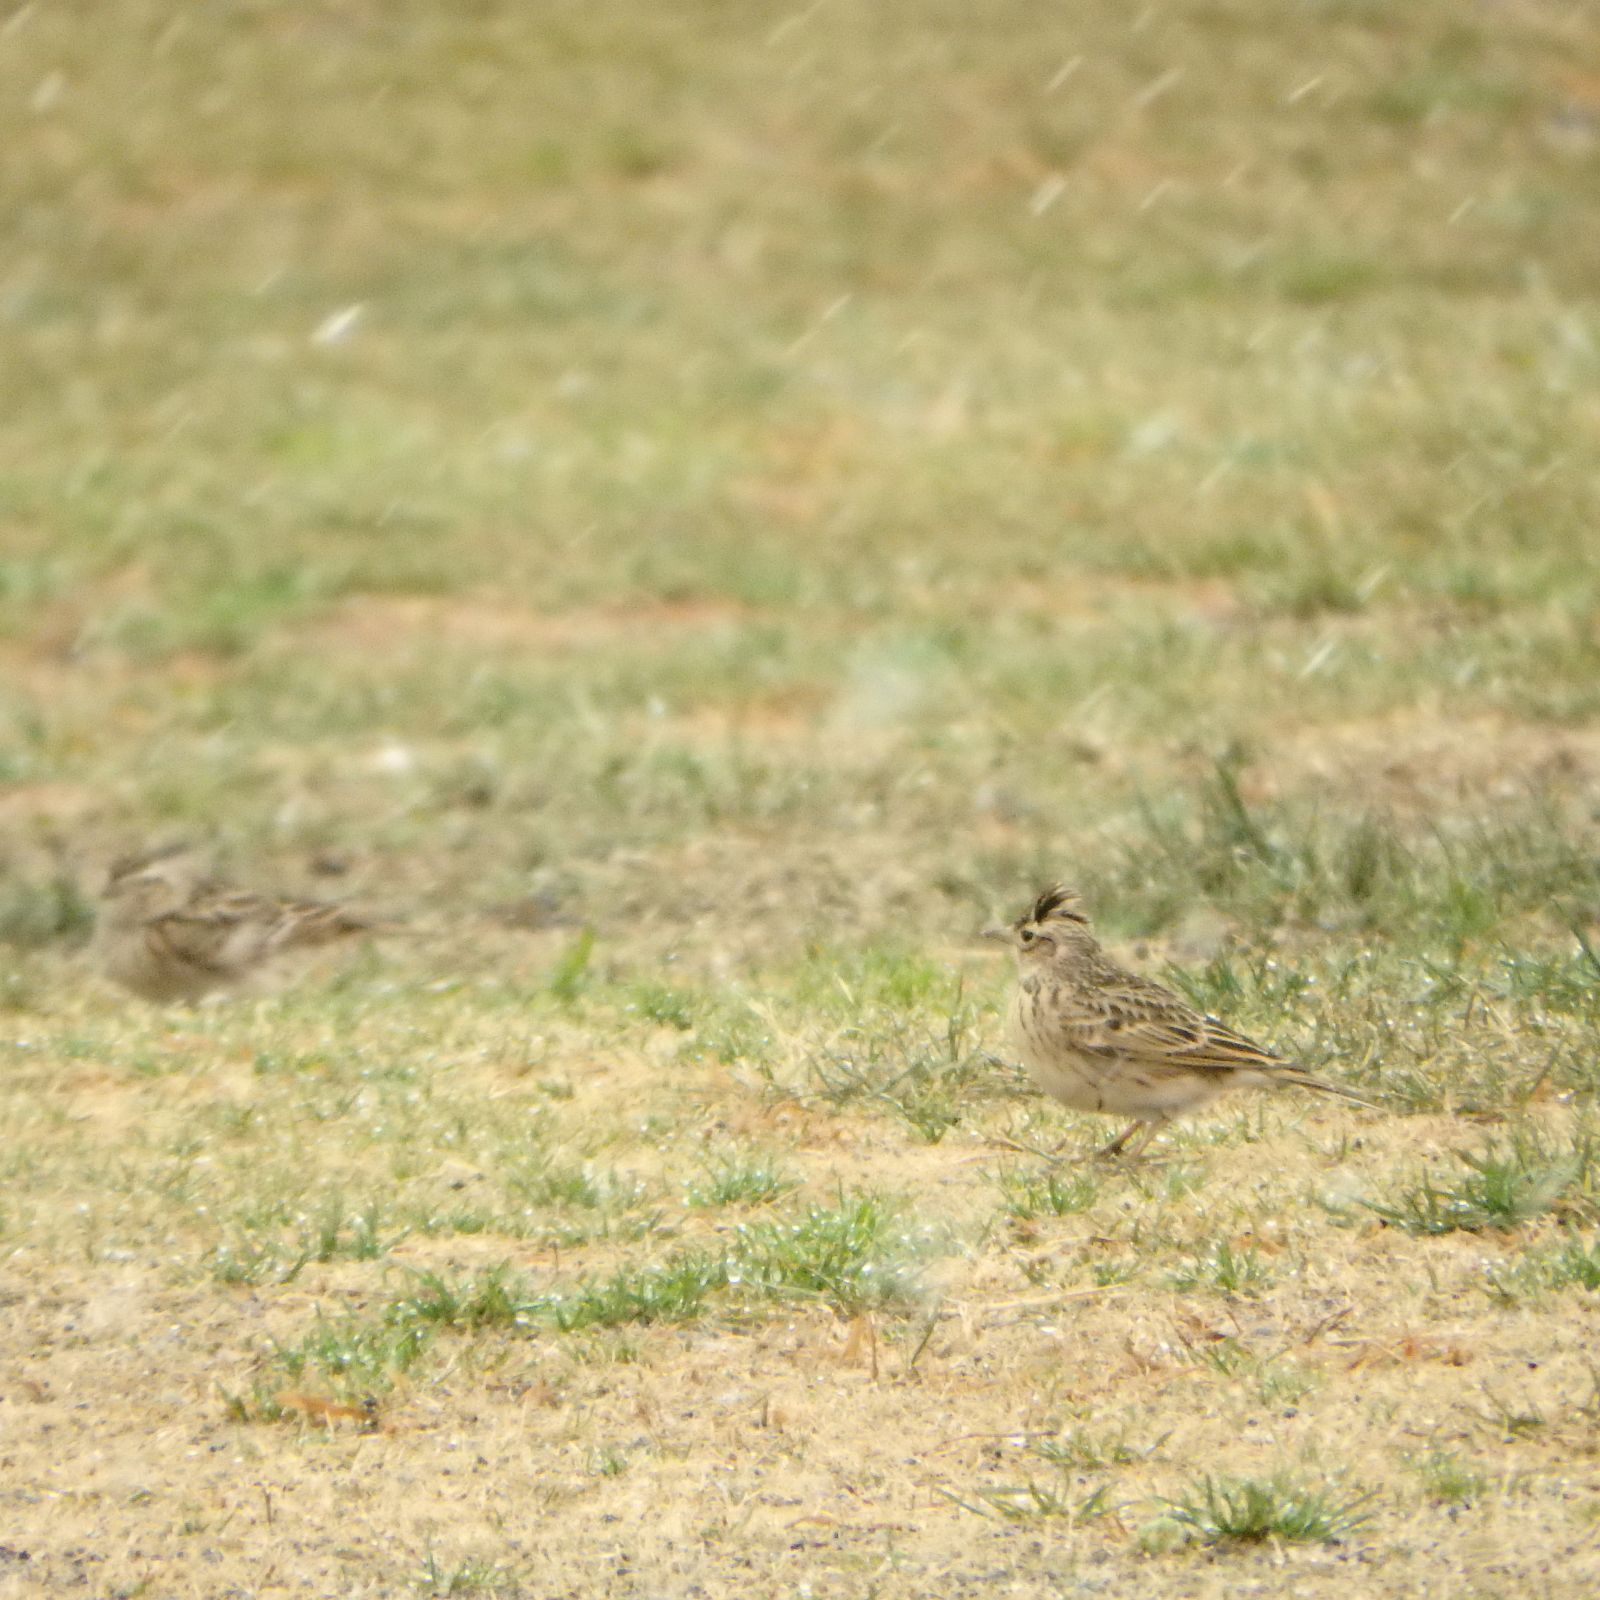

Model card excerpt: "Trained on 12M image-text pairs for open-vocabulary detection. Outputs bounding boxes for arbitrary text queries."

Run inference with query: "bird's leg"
[1121,1120,1166,1160]
[1098,1119,1163,1160]
[1097,1120,1143,1157]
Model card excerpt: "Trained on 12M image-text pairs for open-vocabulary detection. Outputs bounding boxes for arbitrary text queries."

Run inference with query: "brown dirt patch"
[310,594,753,658]
[1266,711,1600,813]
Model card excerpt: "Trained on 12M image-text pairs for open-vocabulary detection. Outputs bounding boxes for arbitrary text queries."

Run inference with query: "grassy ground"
[4,0,1600,1594]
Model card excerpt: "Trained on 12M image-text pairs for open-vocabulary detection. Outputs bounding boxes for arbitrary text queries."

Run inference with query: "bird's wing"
[177,882,372,946]
[183,883,280,924]
[1057,971,1288,1075]
[269,899,376,950]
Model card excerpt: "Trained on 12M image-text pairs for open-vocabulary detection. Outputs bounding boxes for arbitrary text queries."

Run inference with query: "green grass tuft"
[1411,1450,1487,1506]
[686,1153,796,1210]
[1166,1239,1272,1296]
[800,971,997,1143]
[946,1478,1113,1525]
[732,1192,925,1315]
[271,1314,432,1401]
[993,1165,1100,1221]
[1152,1473,1376,1547]
[1365,1131,1600,1236]
[415,1551,519,1597]
[547,929,597,1005]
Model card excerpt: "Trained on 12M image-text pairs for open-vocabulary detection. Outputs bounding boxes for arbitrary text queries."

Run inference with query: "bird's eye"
[1020,928,1036,943]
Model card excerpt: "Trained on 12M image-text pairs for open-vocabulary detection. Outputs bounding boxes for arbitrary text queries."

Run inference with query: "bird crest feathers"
[1027,884,1089,927]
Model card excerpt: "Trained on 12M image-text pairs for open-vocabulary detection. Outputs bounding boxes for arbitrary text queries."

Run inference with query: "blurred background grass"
[2,0,1599,952]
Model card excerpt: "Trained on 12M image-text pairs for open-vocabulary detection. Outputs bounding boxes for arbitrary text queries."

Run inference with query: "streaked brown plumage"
[96,846,388,1003]
[990,884,1374,1159]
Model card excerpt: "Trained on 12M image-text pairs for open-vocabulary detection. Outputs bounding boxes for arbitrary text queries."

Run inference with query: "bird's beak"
[980,924,1010,943]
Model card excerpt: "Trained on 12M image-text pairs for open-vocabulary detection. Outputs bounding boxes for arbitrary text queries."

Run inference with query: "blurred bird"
[96,844,392,1003]
[987,884,1375,1159]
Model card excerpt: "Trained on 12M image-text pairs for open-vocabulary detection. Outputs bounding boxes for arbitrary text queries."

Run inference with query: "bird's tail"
[1280,1068,1381,1111]
[278,903,404,948]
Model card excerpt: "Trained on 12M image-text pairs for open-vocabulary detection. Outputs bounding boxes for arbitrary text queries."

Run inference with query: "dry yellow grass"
[6,922,1600,1595]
